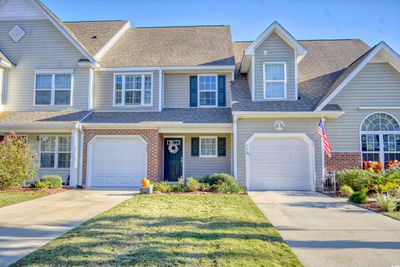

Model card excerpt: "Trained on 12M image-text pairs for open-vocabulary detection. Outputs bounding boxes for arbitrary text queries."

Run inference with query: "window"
[39,136,71,168]
[200,137,217,157]
[263,63,286,99]
[198,75,217,107]
[35,73,72,105]
[360,113,400,166]
[114,73,152,106]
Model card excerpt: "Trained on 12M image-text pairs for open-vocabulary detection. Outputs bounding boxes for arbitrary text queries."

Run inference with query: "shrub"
[374,193,398,212]
[41,175,62,189]
[153,182,172,193]
[0,135,37,189]
[171,184,185,192]
[185,177,200,192]
[211,183,244,193]
[31,181,49,189]
[340,185,354,197]
[202,173,236,186]
[349,192,367,204]
[199,183,211,192]
[336,169,369,191]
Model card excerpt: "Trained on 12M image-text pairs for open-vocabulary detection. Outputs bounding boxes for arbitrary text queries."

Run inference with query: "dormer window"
[263,62,287,99]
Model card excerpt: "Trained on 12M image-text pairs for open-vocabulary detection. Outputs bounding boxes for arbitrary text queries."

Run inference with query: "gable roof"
[64,20,129,58]
[30,0,97,64]
[315,41,400,111]
[99,25,235,68]
[232,39,370,112]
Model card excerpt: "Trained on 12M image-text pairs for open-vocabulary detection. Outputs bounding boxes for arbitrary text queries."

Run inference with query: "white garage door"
[88,136,147,188]
[247,135,314,191]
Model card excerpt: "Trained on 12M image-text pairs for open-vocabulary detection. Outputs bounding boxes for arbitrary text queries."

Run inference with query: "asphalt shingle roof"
[232,39,370,112]
[0,111,91,126]
[82,108,232,124]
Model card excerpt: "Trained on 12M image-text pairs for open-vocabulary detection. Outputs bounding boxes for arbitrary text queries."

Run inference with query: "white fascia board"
[315,42,400,112]
[233,111,345,119]
[358,106,400,110]
[244,21,307,56]
[30,0,97,64]
[80,122,233,130]
[94,21,131,61]
[96,65,236,72]
[78,61,101,68]
[0,60,12,69]
[0,125,75,132]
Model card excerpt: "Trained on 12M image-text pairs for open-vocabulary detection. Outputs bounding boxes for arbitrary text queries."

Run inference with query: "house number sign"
[274,120,285,131]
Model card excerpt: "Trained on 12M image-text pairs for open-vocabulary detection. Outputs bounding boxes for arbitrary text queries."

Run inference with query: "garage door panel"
[248,136,313,191]
[89,136,146,188]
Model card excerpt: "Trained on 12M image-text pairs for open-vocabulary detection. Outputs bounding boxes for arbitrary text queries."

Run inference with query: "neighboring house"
[0,0,399,191]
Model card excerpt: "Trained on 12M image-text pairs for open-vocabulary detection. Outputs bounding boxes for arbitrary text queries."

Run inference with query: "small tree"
[0,134,38,189]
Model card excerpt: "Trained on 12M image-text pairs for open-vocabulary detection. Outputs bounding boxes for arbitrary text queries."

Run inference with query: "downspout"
[233,114,238,179]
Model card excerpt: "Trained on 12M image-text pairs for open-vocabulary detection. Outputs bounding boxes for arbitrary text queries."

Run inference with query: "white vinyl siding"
[163,72,232,108]
[326,63,400,152]
[254,32,295,100]
[94,70,159,111]
[0,20,90,111]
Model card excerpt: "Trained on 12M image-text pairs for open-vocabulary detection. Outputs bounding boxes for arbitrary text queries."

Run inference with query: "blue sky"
[42,0,400,53]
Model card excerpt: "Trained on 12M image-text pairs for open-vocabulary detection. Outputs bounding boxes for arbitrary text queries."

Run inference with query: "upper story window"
[35,71,73,106]
[198,75,217,107]
[114,73,152,106]
[263,63,286,99]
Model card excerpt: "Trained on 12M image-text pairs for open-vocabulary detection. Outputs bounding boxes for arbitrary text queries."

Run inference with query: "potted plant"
[140,177,153,194]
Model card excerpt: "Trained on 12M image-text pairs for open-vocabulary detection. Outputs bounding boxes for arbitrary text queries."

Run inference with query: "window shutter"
[218,75,226,107]
[218,137,226,157]
[191,137,199,156]
[189,76,198,107]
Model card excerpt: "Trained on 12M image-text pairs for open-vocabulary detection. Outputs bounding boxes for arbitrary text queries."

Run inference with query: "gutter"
[232,111,345,119]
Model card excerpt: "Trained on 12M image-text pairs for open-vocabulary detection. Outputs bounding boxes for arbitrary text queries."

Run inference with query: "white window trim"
[39,135,71,169]
[33,71,74,106]
[198,74,218,108]
[113,72,153,107]
[199,136,218,158]
[263,62,287,100]
[359,112,400,165]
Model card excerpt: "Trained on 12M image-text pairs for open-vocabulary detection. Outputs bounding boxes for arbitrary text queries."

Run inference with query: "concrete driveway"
[0,189,136,267]
[249,191,400,267]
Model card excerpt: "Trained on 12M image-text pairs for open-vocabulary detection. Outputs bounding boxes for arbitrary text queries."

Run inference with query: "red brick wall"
[82,129,163,187]
[325,152,362,172]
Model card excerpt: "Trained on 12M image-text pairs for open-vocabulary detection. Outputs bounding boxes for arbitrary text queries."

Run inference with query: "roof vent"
[9,25,25,43]
[91,36,97,39]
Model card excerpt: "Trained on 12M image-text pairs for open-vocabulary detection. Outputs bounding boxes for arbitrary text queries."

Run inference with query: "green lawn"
[385,212,400,221]
[0,191,47,208]
[14,194,301,267]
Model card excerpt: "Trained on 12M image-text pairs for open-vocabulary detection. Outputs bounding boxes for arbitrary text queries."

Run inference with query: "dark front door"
[164,138,183,182]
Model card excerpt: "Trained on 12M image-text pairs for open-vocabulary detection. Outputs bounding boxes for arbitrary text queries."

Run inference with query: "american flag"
[317,119,332,158]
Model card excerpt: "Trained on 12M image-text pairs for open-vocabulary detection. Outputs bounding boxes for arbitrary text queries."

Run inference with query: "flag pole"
[320,115,326,191]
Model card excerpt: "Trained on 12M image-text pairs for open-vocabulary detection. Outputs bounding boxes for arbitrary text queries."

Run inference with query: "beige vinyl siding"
[94,70,159,111]
[163,72,232,108]
[0,132,72,183]
[164,133,232,179]
[327,62,400,152]
[0,20,90,111]
[254,32,296,100]
[0,0,45,20]
[236,119,322,189]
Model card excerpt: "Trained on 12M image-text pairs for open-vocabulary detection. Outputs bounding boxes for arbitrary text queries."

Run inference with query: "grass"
[385,212,400,221]
[14,194,301,267]
[0,191,47,208]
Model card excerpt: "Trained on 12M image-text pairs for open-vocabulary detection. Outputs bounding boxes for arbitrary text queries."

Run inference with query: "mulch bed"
[361,201,382,212]
[1,187,68,195]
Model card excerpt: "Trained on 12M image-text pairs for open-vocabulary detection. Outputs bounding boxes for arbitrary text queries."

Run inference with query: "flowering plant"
[386,160,400,170]
[363,161,384,173]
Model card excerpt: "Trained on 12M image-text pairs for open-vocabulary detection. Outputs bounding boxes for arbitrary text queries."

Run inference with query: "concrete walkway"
[249,191,400,267]
[0,189,136,267]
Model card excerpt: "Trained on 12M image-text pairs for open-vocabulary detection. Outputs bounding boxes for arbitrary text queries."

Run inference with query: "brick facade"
[82,129,163,187]
[325,152,362,172]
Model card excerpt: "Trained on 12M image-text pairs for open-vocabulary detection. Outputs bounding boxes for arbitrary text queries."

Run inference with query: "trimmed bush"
[0,135,37,189]
[374,193,398,212]
[153,182,172,193]
[171,184,185,192]
[201,173,236,186]
[336,169,369,191]
[349,192,367,204]
[211,183,244,193]
[41,175,62,189]
[340,185,354,197]
[31,181,49,189]
[199,183,211,192]
[185,177,200,192]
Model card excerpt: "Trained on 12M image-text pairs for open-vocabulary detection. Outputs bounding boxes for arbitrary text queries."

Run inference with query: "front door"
[164,138,183,182]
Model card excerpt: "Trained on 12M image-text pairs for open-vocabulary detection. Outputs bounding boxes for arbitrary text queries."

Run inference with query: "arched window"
[360,113,400,165]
